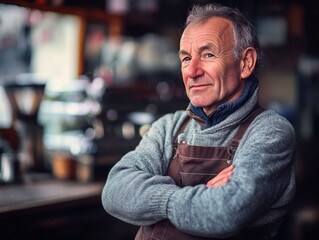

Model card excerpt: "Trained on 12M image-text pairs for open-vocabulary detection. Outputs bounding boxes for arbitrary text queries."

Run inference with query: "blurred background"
[0,0,318,239]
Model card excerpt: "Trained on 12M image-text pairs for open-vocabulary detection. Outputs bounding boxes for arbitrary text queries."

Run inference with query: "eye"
[181,56,191,62]
[203,53,215,59]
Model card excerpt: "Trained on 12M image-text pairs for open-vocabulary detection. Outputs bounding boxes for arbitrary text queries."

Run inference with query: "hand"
[206,164,234,188]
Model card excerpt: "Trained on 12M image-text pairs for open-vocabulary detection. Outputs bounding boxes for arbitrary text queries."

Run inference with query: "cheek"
[181,70,189,86]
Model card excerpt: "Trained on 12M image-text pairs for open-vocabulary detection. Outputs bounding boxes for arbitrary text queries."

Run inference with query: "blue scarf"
[190,76,259,129]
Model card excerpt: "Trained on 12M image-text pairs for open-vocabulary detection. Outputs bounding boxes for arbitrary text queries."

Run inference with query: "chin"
[190,98,211,107]
[191,102,206,108]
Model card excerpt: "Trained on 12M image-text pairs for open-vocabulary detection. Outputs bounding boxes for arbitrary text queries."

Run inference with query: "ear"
[240,47,257,79]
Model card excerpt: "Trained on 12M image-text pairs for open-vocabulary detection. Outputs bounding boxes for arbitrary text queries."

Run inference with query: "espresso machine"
[2,73,46,179]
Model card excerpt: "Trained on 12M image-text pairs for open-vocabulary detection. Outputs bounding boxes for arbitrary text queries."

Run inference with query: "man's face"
[179,17,246,115]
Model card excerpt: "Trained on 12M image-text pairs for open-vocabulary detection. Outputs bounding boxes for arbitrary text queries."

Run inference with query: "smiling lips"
[190,83,211,90]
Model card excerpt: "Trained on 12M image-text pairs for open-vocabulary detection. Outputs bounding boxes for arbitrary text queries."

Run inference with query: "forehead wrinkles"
[180,18,234,54]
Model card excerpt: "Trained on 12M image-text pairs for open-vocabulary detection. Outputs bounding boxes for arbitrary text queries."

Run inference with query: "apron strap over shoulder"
[228,106,264,157]
[173,116,192,145]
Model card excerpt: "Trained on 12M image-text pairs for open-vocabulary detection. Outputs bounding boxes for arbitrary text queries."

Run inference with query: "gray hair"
[185,3,263,71]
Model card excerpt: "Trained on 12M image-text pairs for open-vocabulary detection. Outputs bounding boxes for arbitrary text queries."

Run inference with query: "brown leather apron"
[135,107,266,240]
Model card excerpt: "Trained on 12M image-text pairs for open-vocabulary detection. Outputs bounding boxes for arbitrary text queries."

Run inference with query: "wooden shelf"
[0,0,122,23]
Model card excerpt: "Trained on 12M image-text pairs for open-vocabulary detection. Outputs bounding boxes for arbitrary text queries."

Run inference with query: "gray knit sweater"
[101,89,296,238]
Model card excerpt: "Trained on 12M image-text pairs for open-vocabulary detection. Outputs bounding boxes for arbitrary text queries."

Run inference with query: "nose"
[186,58,204,79]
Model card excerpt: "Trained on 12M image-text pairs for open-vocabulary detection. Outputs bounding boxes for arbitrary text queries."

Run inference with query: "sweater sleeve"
[101,113,182,225]
[166,111,296,238]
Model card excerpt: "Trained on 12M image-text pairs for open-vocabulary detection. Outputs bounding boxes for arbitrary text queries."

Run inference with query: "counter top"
[0,176,104,217]
[0,175,133,240]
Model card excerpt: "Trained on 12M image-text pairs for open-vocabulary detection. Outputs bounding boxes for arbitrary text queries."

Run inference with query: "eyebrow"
[178,49,188,57]
[199,44,214,52]
[178,43,215,57]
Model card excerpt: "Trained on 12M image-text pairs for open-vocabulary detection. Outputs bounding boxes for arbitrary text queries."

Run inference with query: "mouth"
[190,84,211,90]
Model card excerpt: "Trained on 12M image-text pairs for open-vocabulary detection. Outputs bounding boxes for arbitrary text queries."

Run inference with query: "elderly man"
[102,3,295,240]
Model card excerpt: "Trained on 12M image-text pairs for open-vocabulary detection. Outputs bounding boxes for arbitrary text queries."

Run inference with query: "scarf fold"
[189,76,259,129]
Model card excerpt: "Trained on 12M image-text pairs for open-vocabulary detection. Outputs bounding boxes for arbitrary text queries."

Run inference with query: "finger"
[206,165,234,188]
[206,172,231,188]
[218,164,234,174]
[207,177,229,188]
[210,165,234,183]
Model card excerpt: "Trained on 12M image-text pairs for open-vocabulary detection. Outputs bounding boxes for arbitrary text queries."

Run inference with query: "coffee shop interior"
[0,0,318,239]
